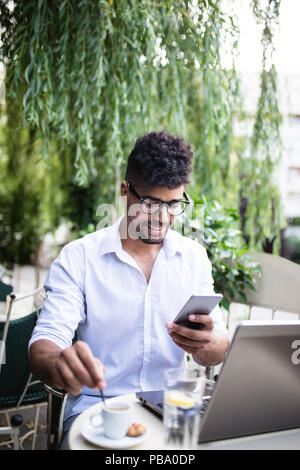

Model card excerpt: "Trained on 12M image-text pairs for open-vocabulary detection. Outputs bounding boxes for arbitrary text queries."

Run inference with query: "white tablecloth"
[68,393,300,450]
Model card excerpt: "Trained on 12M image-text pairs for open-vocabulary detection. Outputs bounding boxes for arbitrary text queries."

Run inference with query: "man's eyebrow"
[142,195,184,204]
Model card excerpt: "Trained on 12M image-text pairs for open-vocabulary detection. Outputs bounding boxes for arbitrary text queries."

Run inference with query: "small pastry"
[127,422,146,437]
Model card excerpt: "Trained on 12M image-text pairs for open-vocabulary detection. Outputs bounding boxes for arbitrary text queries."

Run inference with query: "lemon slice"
[165,391,195,408]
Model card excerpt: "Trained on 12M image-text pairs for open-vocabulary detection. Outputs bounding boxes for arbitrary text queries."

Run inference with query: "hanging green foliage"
[0,0,283,267]
[173,195,261,311]
[186,2,241,205]
[239,0,283,253]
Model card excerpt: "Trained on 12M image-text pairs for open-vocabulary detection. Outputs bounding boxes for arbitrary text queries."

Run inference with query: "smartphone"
[173,294,223,330]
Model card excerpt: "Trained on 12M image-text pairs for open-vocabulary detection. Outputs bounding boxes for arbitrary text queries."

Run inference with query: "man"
[29,130,229,447]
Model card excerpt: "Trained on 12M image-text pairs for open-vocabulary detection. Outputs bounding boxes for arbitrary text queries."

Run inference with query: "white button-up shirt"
[29,216,227,421]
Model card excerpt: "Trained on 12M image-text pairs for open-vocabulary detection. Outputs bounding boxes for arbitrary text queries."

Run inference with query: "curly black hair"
[125,130,194,189]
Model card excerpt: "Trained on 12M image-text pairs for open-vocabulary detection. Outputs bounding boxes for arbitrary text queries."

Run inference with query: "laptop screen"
[137,321,300,443]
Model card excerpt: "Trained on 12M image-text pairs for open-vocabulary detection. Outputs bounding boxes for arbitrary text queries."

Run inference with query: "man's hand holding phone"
[165,294,229,364]
[166,313,214,355]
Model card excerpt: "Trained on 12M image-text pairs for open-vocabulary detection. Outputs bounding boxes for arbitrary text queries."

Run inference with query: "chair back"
[244,252,300,315]
[0,280,13,302]
[0,311,40,407]
[0,288,47,409]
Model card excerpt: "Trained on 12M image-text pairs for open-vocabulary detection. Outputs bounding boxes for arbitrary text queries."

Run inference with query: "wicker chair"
[0,289,48,449]
[44,385,69,450]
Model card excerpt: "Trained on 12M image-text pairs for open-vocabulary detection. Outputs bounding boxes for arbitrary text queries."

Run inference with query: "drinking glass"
[163,367,207,450]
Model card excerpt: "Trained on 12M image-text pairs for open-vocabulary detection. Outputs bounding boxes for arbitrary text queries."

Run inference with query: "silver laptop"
[136,321,300,442]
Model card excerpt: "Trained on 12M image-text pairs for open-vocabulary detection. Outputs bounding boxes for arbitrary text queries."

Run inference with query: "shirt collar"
[98,216,124,256]
[163,226,184,259]
[98,216,183,259]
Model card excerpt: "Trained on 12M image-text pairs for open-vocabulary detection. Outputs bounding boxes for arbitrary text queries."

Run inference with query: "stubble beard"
[138,220,170,245]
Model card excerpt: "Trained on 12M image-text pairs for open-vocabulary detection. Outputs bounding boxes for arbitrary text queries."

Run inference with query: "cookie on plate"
[127,422,146,437]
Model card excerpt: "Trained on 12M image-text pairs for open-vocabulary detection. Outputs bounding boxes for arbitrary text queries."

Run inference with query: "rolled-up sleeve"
[29,242,86,351]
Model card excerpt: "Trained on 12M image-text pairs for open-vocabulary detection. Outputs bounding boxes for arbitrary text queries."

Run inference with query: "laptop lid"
[199,321,300,442]
[136,321,300,443]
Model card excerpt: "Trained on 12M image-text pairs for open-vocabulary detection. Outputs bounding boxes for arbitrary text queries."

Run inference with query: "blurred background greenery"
[0,0,298,308]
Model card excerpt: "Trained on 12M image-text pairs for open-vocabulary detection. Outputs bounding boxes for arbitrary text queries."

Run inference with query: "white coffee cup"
[90,401,132,439]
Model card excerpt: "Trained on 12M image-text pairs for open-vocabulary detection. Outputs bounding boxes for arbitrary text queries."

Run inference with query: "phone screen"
[173,294,223,330]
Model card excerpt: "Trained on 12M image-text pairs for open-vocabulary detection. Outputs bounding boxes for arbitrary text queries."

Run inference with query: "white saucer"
[80,422,149,449]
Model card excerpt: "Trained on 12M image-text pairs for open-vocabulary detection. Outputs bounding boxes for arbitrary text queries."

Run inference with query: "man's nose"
[158,204,170,224]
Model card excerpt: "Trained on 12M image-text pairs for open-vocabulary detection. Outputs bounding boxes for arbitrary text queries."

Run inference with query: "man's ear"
[120,180,128,202]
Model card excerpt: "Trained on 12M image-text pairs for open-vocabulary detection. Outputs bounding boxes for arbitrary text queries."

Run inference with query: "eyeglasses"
[126,180,190,216]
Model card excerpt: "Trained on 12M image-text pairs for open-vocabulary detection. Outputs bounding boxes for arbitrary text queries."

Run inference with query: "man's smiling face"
[122,181,186,245]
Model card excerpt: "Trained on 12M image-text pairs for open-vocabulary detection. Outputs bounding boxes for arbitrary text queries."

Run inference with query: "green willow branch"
[240,0,283,253]
[0,0,284,266]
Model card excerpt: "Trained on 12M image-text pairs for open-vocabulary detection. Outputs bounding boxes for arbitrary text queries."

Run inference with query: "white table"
[68,394,300,450]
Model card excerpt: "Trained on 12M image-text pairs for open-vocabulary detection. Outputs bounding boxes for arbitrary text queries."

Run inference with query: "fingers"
[55,358,84,395]
[170,329,208,346]
[76,343,106,389]
[170,330,209,356]
[170,333,205,354]
[54,341,105,395]
[166,317,213,341]
[166,315,214,355]
[188,314,214,330]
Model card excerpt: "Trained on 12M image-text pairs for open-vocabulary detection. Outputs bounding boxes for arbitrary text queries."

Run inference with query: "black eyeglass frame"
[125,180,190,216]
